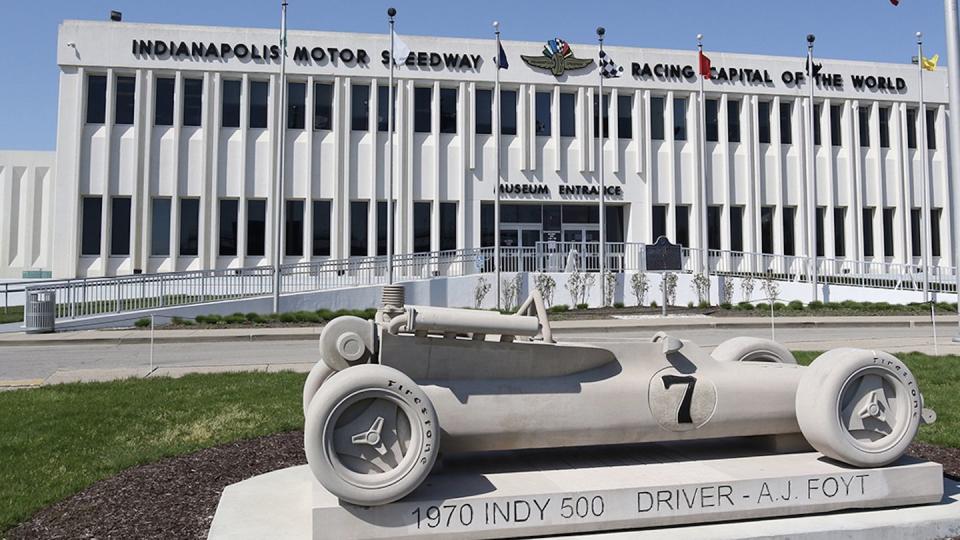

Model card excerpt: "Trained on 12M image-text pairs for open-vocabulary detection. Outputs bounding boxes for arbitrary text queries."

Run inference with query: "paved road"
[0,323,955,385]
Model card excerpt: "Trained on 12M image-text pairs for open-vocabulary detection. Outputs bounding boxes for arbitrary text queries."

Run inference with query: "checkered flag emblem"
[599,49,623,78]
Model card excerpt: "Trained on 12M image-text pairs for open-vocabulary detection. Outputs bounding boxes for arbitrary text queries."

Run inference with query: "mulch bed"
[5,434,958,539]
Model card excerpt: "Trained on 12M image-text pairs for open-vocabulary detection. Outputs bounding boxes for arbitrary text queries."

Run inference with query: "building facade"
[0,19,953,279]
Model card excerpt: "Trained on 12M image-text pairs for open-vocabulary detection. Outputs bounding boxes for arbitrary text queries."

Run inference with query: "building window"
[910,208,922,257]
[593,94,610,138]
[151,198,171,256]
[932,208,942,257]
[476,89,492,135]
[815,207,825,257]
[249,80,269,129]
[221,79,240,128]
[834,207,846,257]
[111,197,131,256]
[501,89,517,135]
[904,108,917,149]
[618,94,632,139]
[314,83,333,131]
[926,108,937,150]
[652,205,667,242]
[650,96,665,141]
[858,107,870,147]
[377,85,396,132]
[218,199,238,256]
[313,200,331,257]
[438,87,457,134]
[707,206,721,250]
[830,104,842,147]
[155,77,175,126]
[757,101,771,144]
[882,208,895,257]
[440,202,457,251]
[782,206,796,256]
[779,102,792,144]
[81,197,102,256]
[182,78,203,127]
[761,206,774,255]
[535,91,551,136]
[675,205,689,247]
[247,199,267,257]
[413,202,431,253]
[705,99,719,142]
[862,208,875,258]
[86,74,107,124]
[809,104,821,146]
[179,198,200,256]
[560,93,576,137]
[285,200,304,257]
[376,201,388,256]
[606,206,625,243]
[730,206,744,252]
[481,202,494,247]
[410,87,429,133]
[879,107,890,148]
[288,82,306,130]
[352,84,370,131]
[115,76,136,125]
[673,97,687,141]
[728,99,741,143]
[350,201,368,256]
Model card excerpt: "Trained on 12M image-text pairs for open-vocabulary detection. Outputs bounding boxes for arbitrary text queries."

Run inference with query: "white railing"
[21,243,959,321]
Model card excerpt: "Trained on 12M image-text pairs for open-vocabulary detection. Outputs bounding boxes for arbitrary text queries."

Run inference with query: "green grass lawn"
[1,352,958,533]
[0,371,306,533]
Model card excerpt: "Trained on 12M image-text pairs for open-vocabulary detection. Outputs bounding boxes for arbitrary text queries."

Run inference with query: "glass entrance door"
[501,224,541,271]
[562,225,600,271]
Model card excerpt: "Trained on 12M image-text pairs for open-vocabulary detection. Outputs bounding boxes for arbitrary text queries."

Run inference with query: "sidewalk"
[0,314,956,346]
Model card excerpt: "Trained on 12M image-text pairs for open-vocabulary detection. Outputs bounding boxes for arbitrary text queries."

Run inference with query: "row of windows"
[648,203,940,257]
[80,196,457,258]
[88,73,938,149]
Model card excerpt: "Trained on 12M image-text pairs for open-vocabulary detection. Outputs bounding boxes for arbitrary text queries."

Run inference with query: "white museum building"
[0,18,953,280]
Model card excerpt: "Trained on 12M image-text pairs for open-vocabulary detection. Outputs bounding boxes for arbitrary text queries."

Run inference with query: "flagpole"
[597,27,607,301]
[494,21,502,311]
[944,0,960,341]
[697,34,709,281]
[806,34,818,303]
[272,0,288,314]
[387,7,396,286]
[917,32,932,303]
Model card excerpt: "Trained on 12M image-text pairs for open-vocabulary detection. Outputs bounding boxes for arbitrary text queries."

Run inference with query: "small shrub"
[613,302,625,309]
[298,311,322,323]
[756,303,770,311]
[576,303,589,310]
[279,312,297,323]
[650,301,658,308]
[719,302,733,310]
[872,302,893,311]
[246,312,264,323]
[698,301,710,309]
[548,304,569,313]
[630,273,650,306]
[840,300,861,309]
[822,302,840,310]
[203,314,223,325]
[134,318,151,328]
[808,300,824,310]
[772,302,785,311]
[224,314,246,324]
[736,302,754,311]
[316,309,334,321]
[687,301,694,308]
[171,316,185,325]
[787,300,804,311]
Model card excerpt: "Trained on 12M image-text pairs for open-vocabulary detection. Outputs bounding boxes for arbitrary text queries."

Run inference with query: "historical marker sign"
[645,236,682,272]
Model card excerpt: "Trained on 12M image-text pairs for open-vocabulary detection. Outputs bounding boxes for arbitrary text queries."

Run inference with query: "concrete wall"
[0,151,57,279]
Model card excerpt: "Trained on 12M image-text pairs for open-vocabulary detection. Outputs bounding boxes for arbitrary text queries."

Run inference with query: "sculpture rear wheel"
[796,349,921,467]
[711,337,797,364]
[304,364,439,506]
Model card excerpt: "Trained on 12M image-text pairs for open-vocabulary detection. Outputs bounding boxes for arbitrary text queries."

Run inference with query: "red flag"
[699,51,712,79]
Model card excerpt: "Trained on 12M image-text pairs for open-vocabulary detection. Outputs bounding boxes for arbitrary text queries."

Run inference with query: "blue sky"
[0,0,949,151]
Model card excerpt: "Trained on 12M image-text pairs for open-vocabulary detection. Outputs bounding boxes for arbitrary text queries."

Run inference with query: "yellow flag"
[921,54,939,71]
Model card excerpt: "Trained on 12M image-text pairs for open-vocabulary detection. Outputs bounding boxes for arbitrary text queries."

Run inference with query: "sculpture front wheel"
[304,364,439,506]
[796,349,922,467]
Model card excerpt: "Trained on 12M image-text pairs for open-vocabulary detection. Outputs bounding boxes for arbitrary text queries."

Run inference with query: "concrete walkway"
[0,314,956,346]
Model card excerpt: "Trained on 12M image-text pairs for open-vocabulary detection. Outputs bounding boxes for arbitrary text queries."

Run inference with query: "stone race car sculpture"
[302,286,937,507]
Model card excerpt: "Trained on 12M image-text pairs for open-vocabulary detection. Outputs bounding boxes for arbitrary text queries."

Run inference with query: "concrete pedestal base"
[209,442,952,540]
